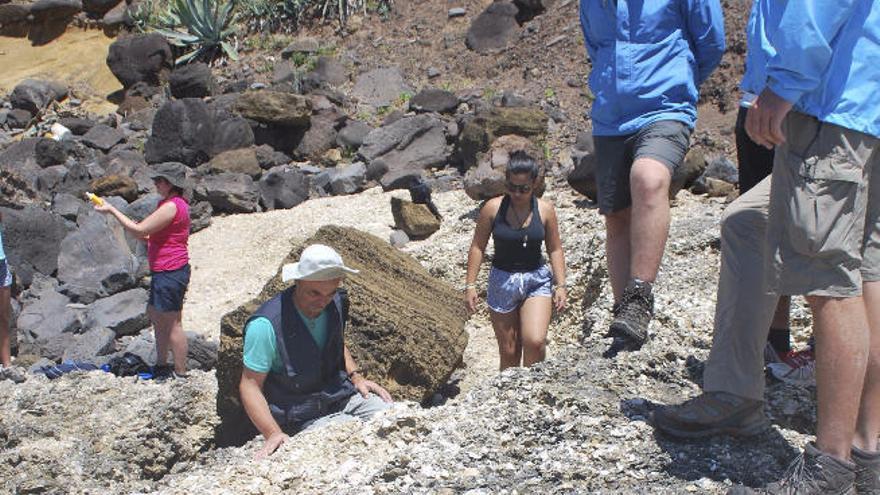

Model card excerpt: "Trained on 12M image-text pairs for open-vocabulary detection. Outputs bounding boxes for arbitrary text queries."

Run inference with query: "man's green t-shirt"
[242,308,329,374]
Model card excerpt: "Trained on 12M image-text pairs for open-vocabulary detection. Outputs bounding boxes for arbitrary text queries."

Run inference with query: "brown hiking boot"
[653,391,769,438]
[853,445,880,494]
[728,443,856,494]
[608,279,653,349]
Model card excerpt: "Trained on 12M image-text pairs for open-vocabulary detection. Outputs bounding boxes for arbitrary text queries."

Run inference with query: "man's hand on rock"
[255,431,289,460]
[353,375,393,403]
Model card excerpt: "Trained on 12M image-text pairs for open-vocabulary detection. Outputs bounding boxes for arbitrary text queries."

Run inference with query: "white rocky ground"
[1,181,818,493]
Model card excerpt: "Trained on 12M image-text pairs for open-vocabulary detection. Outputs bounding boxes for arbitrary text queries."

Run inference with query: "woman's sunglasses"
[506,182,532,194]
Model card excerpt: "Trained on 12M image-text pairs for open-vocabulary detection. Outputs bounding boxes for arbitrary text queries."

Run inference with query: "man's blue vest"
[246,286,356,427]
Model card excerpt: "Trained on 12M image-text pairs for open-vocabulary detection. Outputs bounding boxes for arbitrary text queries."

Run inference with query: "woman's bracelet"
[464,283,477,290]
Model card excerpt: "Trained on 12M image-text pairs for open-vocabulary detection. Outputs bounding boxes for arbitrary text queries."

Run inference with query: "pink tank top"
[147,196,190,272]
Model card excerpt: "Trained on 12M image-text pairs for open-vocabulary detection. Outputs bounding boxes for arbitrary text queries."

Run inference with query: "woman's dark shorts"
[593,120,692,214]
[148,264,190,312]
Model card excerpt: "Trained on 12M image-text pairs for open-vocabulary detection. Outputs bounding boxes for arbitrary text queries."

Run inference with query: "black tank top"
[491,195,545,272]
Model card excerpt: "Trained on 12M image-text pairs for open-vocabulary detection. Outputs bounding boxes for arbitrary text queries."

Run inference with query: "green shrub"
[155,0,239,64]
[236,0,393,34]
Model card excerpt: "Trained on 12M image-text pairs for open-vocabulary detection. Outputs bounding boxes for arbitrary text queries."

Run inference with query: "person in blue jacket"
[736,0,880,492]
[579,0,725,351]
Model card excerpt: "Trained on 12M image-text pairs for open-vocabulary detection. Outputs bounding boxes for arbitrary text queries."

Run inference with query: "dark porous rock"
[89,174,139,202]
[145,98,214,166]
[99,149,147,177]
[456,106,548,169]
[464,134,545,200]
[280,36,319,57]
[391,197,441,239]
[16,287,81,360]
[254,144,290,170]
[52,192,85,220]
[57,212,139,303]
[83,0,120,15]
[58,117,95,136]
[294,113,342,161]
[336,120,372,150]
[81,124,125,151]
[258,165,309,211]
[703,155,739,185]
[351,67,412,108]
[358,114,449,191]
[10,79,67,114]
[329,161,366,195]
[216,225,468,446]
[124,193,160,223]
[205,148,261,178]
[0,4,30,37]
[6,108,33,129]
[106,33,173,88]
[56,161,97,198]
[0,205,71,286]
[189,200,213,233]
[100,0,129,28]
[186,331,218,370]
[567,131,597,201]
[409,88,459,114]
[83,287,149,336]
[61,326,116,362]
[36,165,68,195]
[194,173,259,214]
[34,137,68,167]
[169,62,216,99]
[211,117,255,156]
[466,1,520,54]
[306,56,348,87]
[512,0,548,22]
[233,90,312,126]
[671,148,707,199]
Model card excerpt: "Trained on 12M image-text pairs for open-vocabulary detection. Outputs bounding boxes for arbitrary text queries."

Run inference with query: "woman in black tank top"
[464,151,568,370]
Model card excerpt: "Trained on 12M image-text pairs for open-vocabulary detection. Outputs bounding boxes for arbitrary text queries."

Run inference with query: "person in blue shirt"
[0,212,23,383]
[238,244,392,459]
[737,0,880,492]
[579,0,725,351]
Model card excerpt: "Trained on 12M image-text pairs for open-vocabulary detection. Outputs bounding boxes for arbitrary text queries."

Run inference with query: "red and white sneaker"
[767,347,815,387]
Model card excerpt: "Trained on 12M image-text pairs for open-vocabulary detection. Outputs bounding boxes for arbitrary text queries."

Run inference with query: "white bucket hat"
[281,244,359,282]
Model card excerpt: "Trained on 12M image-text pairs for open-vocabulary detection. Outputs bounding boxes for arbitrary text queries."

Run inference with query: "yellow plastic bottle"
[85,192,104,206]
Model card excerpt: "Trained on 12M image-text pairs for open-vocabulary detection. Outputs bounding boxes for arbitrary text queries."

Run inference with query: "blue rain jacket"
[766,0,880,138]
[579,0,725,136]
[740,0,786,96]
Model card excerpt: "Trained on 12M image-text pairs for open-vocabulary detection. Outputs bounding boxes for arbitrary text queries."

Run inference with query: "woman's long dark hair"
[505,150,539,180]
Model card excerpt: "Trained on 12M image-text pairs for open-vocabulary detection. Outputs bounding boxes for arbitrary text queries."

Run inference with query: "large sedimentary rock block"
[216,225,469,445]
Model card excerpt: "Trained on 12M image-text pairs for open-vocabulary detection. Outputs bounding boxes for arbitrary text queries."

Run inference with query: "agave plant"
[155,0,238,64]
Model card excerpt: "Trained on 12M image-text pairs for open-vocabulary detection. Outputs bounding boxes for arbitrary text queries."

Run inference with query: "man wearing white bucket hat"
[239,244,393,459]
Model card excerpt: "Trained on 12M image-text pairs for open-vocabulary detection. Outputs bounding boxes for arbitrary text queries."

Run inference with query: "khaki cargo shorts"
[766,111,880,297]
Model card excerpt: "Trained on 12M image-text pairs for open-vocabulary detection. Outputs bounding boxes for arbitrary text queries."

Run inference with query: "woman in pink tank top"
[95,163,192,381]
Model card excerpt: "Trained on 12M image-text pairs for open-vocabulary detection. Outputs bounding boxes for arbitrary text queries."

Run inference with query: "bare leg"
[0,286,10,367]
[519,296,552,367]
[152,308,188,373]
[605,208,631,302]
[629,158,672,283]
[148,305,170,366]
[490,309,522,370]
[855,281,880,452]
[771,297,791,329]
[809,294,870,461]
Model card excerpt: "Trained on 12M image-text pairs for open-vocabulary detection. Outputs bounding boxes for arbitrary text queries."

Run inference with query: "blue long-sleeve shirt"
[766,0,880,138]
[579,0,725,136]
[740,0,786,98]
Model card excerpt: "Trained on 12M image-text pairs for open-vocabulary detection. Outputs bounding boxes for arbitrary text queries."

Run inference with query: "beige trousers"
[702,176,778,401]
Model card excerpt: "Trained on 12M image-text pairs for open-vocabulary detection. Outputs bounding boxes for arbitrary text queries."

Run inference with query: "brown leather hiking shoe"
[728,443,856,494]
[853,445,880,494]
[609,279,653,349]
[653,391,769,439]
